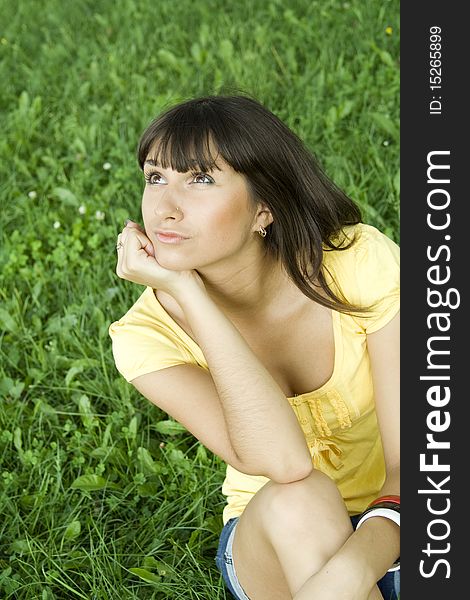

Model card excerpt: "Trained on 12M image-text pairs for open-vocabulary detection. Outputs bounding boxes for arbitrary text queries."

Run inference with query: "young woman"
[109,95,400,600]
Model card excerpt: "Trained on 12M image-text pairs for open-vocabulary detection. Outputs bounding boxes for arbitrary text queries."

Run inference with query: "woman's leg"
[231,469,382,599]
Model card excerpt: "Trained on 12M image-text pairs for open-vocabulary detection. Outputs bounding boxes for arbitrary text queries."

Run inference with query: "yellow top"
[108,223,400,526]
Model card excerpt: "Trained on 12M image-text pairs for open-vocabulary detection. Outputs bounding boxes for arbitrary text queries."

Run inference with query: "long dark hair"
[137,94,371,317]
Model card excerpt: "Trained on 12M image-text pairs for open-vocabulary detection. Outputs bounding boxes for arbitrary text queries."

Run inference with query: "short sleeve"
[108,319,190,383]
[349,224,400,334]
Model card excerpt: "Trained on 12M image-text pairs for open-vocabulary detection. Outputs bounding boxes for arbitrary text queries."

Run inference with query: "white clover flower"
[383,140,390,147]
[53,221,61,229]
[78,205,87,214]
[102,162,112,170]
[28,191,37,199]
[95,210,105,220]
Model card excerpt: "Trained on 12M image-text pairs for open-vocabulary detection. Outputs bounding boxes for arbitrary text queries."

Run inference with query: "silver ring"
[116,241,124,250]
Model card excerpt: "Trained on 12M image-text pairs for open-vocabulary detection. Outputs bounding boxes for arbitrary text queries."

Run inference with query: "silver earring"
[258,226,267,238]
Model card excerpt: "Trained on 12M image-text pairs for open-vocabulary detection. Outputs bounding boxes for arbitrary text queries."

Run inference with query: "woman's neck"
[197,253,303,322]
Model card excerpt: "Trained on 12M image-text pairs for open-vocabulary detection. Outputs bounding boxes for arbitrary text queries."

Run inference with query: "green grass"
[0,0,399,597]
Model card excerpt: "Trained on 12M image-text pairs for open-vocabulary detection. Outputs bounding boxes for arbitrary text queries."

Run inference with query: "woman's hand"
[115,221,205,297]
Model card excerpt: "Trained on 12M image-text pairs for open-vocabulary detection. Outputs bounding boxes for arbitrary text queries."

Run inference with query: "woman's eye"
[145,172,164,185]
[192,172,214,184]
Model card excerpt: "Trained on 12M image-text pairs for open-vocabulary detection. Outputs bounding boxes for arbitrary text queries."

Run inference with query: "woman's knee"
[231,469,354,597]
[261,468,352,539]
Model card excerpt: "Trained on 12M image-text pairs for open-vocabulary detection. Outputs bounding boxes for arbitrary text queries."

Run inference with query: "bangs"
[138,104,227,173]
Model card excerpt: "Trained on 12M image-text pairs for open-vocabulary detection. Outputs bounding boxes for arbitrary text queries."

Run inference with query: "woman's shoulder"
[108,287,200,383]
[323,222,400,333]
[323,222,399,272]
[325,222,398,252]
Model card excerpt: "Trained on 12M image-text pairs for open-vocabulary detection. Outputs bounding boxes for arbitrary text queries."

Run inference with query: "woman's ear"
[255,202,274,228]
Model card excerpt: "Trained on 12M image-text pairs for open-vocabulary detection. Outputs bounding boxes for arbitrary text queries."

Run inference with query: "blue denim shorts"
[215,515,400,600]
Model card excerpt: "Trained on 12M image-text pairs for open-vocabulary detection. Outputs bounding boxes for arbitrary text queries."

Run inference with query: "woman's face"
[141,154,268,272]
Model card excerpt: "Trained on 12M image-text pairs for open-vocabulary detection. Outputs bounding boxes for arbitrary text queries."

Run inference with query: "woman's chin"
[155,251,194,272]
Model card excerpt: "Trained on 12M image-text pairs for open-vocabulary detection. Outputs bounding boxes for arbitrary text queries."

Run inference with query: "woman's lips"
[156,232,190,244]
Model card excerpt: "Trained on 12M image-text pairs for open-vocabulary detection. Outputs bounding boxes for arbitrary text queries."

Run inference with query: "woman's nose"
[153,189,182,219]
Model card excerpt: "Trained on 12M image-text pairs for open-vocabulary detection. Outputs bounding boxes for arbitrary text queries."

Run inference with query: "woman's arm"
[294,312,400,600]
[172,280,314,483]
[117,222,312,482]
[318,311,401,590]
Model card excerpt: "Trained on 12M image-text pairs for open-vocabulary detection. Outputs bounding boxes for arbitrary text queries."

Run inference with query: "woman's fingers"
[123,227,153,253]
[121,221,154,251]
[117,225,155,265]
[115,222,204,294]
[115,232,125,278]
[115,225,168,289]
[143,239,155,257]
[124,220,145,233]
[120,222,140,243]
